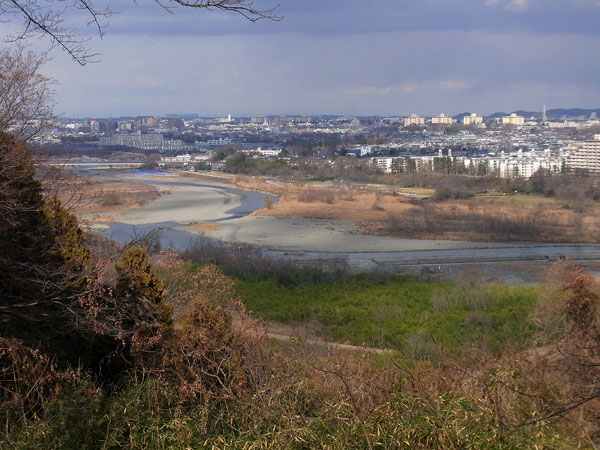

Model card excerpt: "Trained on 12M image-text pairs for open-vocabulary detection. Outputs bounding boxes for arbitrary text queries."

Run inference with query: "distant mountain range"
[478,108,600,120]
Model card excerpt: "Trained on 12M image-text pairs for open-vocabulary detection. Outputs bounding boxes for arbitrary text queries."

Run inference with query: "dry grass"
[227,175,600,243]
[67,179,161,216]
[186,223,223,232]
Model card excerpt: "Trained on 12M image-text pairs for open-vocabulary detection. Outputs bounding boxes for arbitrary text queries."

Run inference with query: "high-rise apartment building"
[403,114,425,126]
[502,113,525,126]
[568,135,600,173]
[431,113,454,125]
[463,113,483,125]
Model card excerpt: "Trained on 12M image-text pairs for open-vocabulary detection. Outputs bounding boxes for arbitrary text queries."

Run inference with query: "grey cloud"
[98,0,600,37]
[47,29,600,117]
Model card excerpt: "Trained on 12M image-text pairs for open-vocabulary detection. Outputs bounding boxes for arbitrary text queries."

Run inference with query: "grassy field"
[234,276,539,356]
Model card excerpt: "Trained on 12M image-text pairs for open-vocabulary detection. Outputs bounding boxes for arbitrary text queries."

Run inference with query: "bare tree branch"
[0,46,55,139]
[158,0,282,22]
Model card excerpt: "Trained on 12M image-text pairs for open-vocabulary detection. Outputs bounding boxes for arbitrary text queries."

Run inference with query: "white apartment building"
[568,135,600,173]
[502,113,525,126]
[464,150,563,178]
[463,113,483,125]
[431,113,454,125]
[371,157,406,173]
[403,114,425,126]
[372,157,395,173]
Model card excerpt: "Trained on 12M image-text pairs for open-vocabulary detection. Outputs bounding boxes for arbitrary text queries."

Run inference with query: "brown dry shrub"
[132,253,268,404]
[241,349,403,430]
[100,192,121,207]
[129,294,267,406]
[264,196,274,209]
[151,251,242,317]
[296,187,336,204]
[524,261,600,439]
[0,338,79,424]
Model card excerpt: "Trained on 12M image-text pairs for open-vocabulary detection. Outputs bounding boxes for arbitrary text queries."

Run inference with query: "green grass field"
[234,276,539,356]
[476,192,559,206]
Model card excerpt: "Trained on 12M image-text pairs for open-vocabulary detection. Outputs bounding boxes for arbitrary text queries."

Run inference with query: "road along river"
[84,172,600,280]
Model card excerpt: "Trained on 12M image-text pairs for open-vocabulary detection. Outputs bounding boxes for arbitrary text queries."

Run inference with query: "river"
[88,171,600,282]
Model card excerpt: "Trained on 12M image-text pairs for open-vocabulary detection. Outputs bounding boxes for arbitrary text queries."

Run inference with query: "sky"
[3,0,600,117]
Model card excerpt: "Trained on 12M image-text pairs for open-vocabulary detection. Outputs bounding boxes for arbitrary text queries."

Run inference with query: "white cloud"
[485,0,529,10]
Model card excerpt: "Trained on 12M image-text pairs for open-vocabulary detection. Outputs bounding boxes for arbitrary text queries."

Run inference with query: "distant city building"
[119,121,135,131]
[98,120,118,133]
[218,114,234,123]
[463,113,483,125]
[99,131,192,151]
[431,113,454,125]
[568,135,600,173]
[349,118,361,129]
[161,153,212,164]
[165,114,199,120]
[546,120,578,128]
[205,138,233,146]
[502,113,525,126]
[403,114,425,126]
[273,116,290,126]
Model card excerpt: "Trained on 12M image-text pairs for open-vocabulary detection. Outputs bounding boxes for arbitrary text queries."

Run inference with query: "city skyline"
[13,0,600,117]
[60,108,600,121]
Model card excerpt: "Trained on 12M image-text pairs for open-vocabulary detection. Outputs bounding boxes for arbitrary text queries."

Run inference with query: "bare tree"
[0,46,55,139]
[0,0,282,65]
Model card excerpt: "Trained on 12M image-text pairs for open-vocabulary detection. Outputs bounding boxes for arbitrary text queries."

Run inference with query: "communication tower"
[542,104,547,124]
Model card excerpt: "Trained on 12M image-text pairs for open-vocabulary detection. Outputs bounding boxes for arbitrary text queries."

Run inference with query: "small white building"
[256,147,281,157]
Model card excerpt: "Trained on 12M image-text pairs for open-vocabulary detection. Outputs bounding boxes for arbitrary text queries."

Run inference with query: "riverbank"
[83,171,511,254]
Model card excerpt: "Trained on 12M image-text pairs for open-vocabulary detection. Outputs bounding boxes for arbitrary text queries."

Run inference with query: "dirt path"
[264,331,396,355]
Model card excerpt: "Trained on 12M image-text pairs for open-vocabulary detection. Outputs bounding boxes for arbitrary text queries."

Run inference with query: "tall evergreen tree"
[116,247,172,333]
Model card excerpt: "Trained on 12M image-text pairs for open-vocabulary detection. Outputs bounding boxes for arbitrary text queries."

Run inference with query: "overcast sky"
[7,0,600,117]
